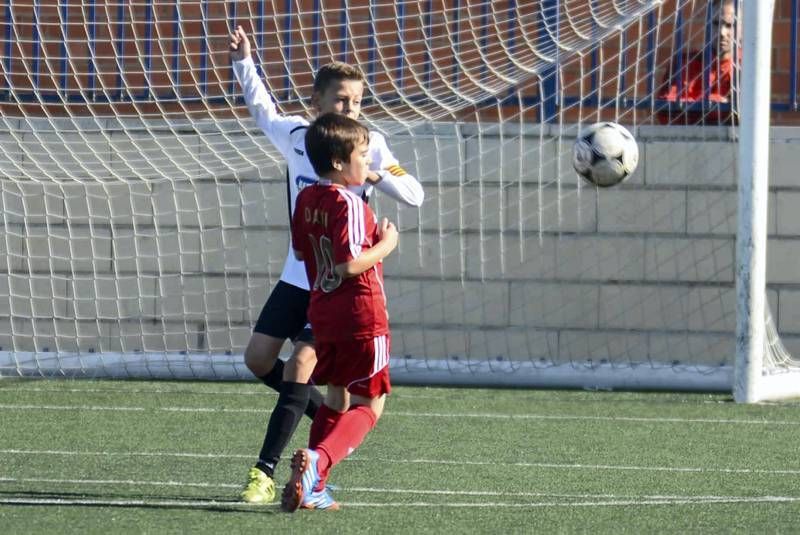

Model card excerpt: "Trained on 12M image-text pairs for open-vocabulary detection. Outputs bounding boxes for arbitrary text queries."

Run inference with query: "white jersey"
[233,56,424,290]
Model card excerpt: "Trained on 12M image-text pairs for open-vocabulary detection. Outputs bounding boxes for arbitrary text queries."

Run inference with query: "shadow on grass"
[0,489,280,515]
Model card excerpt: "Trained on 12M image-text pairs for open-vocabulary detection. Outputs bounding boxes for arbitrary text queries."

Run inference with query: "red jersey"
[291,181,389,342]
[660,54,733,103]
[658,53,736,125]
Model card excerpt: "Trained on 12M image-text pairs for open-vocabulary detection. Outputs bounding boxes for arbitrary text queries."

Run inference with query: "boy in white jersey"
[229,25,424,504]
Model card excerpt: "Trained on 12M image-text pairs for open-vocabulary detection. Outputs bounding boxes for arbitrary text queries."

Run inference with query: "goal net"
[0,0,797,401]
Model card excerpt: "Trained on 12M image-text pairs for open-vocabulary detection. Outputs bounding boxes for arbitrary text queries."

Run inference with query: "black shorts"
[253,280,313,344]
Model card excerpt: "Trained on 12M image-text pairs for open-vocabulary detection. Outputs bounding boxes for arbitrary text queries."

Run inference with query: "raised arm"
[229,26,306,156]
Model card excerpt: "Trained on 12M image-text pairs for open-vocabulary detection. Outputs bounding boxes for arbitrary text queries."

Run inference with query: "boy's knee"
[369,398,385,420]
[324,386,349,413]
[369,404,384,420]
[283,342,317,382]
[351,394,385,420]
[244,334,283,376]
[293,343,317,368]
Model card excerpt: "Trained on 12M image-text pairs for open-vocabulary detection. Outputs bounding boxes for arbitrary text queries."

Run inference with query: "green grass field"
[1,379,799,534]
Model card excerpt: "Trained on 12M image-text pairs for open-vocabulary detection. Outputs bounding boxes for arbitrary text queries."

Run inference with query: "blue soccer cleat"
[280,449,322,513]
[301,488,340,511]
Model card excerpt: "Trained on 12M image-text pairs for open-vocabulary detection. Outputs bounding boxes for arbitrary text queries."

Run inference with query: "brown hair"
[312,62,366,95]
[305,113,369,177]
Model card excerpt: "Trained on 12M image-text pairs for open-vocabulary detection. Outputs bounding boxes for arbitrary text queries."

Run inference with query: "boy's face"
[336,137,371,187]
[313,79,364,120]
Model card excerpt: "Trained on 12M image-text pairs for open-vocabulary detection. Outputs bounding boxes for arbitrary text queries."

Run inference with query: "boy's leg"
[247,332,323,419]
[243,348,323,505]
[245,332,284,388]
[254,342,318,477]
[314,394,384,483]
[308,404,342,449]
[249,283,324,419]
[242,283,323,504]
[281,337,390,512]
[281,386,348,513]
[281,393,383,512]
[312,335,390,481]
[240,332,284,504]
[308,388,348,448]
[245,282,293,382]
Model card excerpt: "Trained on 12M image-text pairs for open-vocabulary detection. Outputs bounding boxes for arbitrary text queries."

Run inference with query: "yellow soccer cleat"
[241,467,276,504]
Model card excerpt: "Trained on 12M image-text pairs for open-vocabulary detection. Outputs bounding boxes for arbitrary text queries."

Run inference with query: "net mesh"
[0,0,797,390]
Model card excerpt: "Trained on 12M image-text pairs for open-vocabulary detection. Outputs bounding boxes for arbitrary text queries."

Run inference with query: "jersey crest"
[296,174,317,191]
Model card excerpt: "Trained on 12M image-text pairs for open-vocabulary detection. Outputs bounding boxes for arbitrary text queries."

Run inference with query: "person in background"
[658,0,738,124]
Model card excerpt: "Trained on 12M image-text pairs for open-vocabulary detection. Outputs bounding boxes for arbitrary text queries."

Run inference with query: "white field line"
[391,411,800,426]
[1,496,799,509]
[2,448,800,476]
[0,476,239,489]
[341,496,800,508]
[0,448,251,460]
[1,475,797,504]
[2,402,800,426]
[0,404,145,412]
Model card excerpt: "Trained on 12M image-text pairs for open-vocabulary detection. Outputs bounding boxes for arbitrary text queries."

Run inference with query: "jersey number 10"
[308,234,342,293]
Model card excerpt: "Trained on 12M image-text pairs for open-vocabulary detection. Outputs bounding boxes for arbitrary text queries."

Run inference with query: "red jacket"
[660,54,734,103]
[658,54,735,124]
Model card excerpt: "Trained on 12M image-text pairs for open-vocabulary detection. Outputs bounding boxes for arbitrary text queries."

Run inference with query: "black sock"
[305,384,324,420]
[257,358,285,392]
[254,460,275,478]
[257,356,320,418]
[258,381,310,470]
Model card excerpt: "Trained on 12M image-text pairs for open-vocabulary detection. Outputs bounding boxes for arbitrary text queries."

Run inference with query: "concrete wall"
[0,124,798,369]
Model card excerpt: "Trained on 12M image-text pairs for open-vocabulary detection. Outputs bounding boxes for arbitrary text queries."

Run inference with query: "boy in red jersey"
[658,0,738,124]
[230,26,422,504]
[281,113,398,512]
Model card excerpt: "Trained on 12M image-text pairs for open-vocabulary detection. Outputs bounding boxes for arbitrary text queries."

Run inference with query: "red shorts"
[313,334,391,398]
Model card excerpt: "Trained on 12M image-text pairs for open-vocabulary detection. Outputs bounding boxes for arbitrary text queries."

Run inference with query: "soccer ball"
[572,122,639,187]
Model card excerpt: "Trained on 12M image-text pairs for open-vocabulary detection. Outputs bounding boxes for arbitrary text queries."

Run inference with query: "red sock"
[308,403,343,450]
[316,405,377,477]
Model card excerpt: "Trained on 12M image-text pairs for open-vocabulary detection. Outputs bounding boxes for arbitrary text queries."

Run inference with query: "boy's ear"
[332,159,343,171]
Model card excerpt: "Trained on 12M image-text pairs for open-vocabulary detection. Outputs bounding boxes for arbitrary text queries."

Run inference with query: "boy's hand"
[365,171,383,185]
[229,26,251,62]
[379,217,398,250]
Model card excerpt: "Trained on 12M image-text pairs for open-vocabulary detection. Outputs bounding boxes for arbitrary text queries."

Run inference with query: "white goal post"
[0,0,798,402]
[733,0,799,402]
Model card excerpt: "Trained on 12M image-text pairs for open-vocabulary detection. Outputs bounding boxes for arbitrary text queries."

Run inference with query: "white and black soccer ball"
[572,122,639,187]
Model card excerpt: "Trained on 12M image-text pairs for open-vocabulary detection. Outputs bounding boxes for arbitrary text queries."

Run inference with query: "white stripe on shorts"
[346,335,389,391]
[372,335,389,376]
